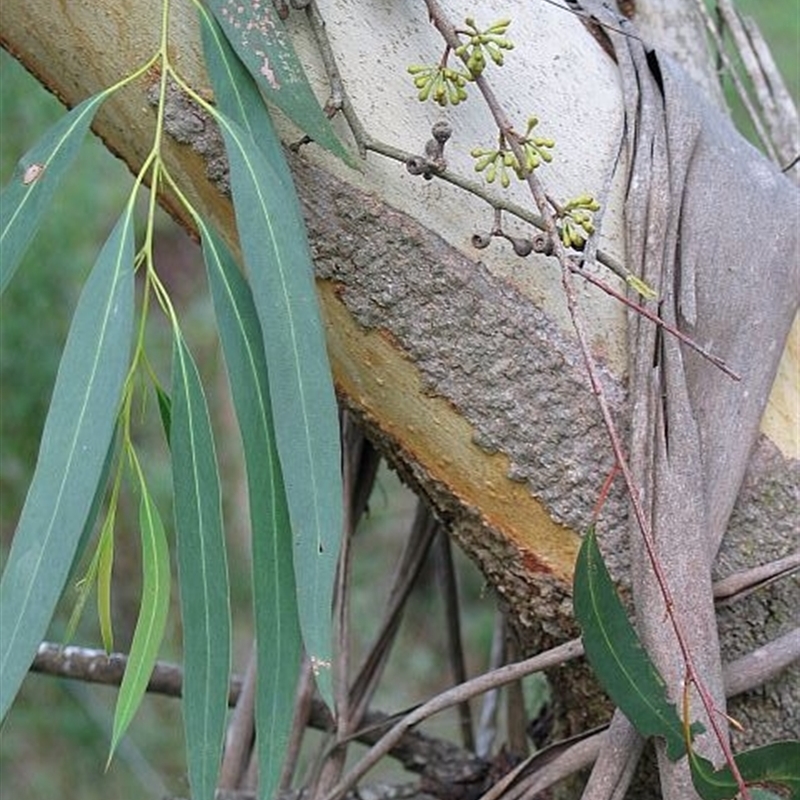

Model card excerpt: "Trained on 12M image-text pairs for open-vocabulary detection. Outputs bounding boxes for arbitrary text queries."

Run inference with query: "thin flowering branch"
[422,0,749,794]
[297,3,786,795]
[301,0,741,388]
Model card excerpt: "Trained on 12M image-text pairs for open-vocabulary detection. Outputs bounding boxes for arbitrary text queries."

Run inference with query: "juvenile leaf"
[62,430,119,645]
[0,208,134,722]
[108,480,171,763]
[689,740,800,800]
[573,526,697,761]
[171,329,231,800]
[63,510,114,647]
[97,517,116,653]
[0,90,110,294]
[625,273,658,300]
[202,223,301,799]
[66,500,118,652]
[155,384,172,443]
[204,0,354,167]
[216,113,342,703]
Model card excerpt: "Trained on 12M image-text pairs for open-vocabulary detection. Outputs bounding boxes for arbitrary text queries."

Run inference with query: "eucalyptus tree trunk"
[1,0,797,797]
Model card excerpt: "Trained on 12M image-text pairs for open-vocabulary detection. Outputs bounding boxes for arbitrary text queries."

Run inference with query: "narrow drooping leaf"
[67,428,119,585]
[97,514,116,653]
[203,0,354,166]
[62,430,119,644]
[155,383,172,443]
[199,5,295,188]
[202,223,301,799]
[689,740,800,800]
[0,90,111,294]
[65,497,118,652]
[108,479,171,762]
[215,112,341,703]
[0,208,134,722]
[171,329,231,800]
[573,526,698,761]
[63,508,114,646]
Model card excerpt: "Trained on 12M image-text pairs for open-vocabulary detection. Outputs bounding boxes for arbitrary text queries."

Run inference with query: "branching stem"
[422,0,749,794]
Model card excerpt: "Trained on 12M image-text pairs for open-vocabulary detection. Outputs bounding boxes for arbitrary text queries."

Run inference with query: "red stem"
[422,1,749,794]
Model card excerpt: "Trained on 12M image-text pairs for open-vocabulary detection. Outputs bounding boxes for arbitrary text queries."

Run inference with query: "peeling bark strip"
[580,1,799,795]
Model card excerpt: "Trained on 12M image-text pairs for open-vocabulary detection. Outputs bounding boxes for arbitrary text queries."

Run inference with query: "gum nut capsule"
[406,156,428,175]
[471,232,492,249]
[531,233,554,255]
[510,236,533,256]
[432,120,453,143]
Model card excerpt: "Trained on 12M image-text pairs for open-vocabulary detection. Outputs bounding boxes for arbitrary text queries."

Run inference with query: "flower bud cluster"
[471,119,555,187]
[557,194,600,251]
[408,17,513,107]
[407,64,470,107]
[455,17,514,77]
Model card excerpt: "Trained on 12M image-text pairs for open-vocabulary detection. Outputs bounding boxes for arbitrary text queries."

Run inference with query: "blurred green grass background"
[0,3,797,797]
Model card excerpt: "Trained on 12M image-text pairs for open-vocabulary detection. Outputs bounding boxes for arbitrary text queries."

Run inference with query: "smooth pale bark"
[1,1,797,797]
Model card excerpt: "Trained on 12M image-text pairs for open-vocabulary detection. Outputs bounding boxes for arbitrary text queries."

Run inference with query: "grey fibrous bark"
[574,1,799,797]
[412,2,797,798]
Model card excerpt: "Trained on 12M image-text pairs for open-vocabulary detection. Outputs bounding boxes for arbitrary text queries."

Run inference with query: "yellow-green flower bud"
[474,153,496,172]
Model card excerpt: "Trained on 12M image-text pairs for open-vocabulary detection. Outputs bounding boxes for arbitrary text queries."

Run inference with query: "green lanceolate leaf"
[155,383,172,443]
[573,526,697,761]
[0,207,134,722]
[215,112,342,703]
[62,429,119,645]
[689,739,800,800]
[171,328,231,800]
[67,429,119,586]
[0,90,111,294]
[202,223,301,799]
[203,0,354,167]
[199,5,295,188]
[108,478,171,763]
[97,520,116,652]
